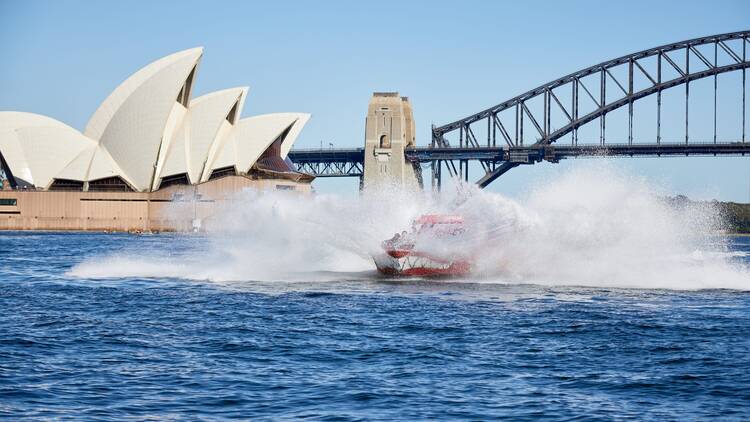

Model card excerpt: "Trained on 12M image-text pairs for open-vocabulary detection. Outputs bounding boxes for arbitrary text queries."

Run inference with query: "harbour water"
[2,167,750,420]
[1,232,749,420]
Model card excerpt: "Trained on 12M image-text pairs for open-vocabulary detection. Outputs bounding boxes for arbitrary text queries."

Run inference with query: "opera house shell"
[0,48,313,232]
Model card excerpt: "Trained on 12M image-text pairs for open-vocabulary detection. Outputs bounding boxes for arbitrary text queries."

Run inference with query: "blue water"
[1,232,749,420]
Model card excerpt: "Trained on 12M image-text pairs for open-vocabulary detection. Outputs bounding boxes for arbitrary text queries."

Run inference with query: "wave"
[69,163,749,291]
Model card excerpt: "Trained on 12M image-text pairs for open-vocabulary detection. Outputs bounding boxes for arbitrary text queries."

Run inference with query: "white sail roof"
[204,113,309,180]
[160,87,248,184]
[54,144,131,188]
[84,47,203,191]
[0,48,311,192]
[0,112,94,188]
[84,48,203,140]
[279,113,310,158]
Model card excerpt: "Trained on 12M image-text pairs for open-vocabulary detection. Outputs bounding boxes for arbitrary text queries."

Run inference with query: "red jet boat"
[373,214,471,277]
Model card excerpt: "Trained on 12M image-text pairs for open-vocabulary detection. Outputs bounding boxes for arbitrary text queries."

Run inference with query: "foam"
[69,163,749,290]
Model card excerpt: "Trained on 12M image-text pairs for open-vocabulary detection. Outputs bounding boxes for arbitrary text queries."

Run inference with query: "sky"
[0,0,748,201]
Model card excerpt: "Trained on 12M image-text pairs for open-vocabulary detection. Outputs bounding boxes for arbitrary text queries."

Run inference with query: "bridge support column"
[362,92,421,191]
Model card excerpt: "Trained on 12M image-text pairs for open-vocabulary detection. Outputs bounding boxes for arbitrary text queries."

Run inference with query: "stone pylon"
[362,92,421,191]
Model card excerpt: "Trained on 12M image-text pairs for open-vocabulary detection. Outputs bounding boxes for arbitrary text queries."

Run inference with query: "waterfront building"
[0,48,313,231]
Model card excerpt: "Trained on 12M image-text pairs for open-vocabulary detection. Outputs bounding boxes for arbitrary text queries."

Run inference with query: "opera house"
[0,47,313,231]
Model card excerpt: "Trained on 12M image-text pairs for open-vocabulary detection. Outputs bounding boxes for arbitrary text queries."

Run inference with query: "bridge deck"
[406,142,750,163]
[288,142,750,177]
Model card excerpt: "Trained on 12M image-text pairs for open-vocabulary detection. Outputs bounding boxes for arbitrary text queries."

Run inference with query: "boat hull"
[373,252,471,277]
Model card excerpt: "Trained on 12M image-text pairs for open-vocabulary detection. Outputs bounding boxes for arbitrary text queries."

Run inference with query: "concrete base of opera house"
[0,175,310,232]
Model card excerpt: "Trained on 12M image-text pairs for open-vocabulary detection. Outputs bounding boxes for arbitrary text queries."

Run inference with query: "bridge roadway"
[288,141,750,179]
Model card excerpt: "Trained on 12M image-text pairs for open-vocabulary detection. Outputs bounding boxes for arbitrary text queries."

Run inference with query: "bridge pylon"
[362,92,421,191]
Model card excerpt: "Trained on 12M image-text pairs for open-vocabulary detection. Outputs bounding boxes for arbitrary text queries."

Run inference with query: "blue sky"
[1,0,748,200]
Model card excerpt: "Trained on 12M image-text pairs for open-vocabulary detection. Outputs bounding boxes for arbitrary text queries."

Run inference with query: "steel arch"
[431,31,750,187]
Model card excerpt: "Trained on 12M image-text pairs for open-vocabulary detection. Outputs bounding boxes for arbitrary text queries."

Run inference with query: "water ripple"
[0,233,749,420]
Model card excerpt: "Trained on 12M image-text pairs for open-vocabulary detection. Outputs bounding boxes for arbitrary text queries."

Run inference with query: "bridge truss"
[288,148,364,178]
[431,30,750,187]
[288,31,750,188]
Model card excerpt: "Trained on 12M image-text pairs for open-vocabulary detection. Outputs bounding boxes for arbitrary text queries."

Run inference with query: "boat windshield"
[413,215,465,237]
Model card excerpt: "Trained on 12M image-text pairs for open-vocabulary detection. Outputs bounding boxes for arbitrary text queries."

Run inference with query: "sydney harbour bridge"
[289,31,750,189]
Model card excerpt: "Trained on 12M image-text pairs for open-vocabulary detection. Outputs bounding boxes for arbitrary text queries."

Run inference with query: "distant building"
[0,48,313,231]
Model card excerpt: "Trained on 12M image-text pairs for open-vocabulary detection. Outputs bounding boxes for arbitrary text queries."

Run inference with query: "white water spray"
[70,164,749,290]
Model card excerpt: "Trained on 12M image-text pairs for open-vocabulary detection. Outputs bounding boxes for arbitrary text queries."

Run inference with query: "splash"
[460,164,748,290]
[70,163,749,290]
